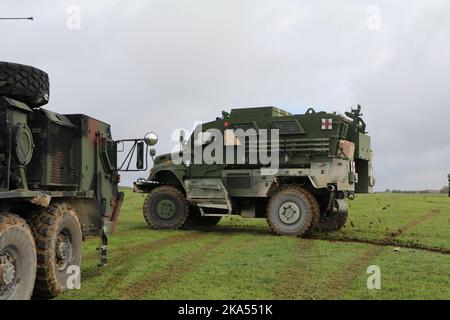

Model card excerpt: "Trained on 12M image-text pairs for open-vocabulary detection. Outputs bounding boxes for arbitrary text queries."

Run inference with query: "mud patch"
[310,235,450,255]
[311,209,449,255]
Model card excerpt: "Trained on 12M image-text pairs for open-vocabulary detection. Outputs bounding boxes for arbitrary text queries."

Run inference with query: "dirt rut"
[311,209,449,255]
[82,232,206,282]
[120,235,229,299]
[271,239,314,299]
[320,208,444,299]
[274,208,445,300]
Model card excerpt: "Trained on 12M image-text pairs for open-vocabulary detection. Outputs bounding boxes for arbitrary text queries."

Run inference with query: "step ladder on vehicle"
[184,179,232,217]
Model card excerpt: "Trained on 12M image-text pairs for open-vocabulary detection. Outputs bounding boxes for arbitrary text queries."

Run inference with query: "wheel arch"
[266,176,318,197]
[151,169,185,193]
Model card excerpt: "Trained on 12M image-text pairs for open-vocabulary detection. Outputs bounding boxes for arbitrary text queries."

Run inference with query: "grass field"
[59,188,450,300]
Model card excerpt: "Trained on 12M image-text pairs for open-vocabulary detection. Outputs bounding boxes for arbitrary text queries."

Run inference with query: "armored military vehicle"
[0,62,154,300]
[135,105,374,236]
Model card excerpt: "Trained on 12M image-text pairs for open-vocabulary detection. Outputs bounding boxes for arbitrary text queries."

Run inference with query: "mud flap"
[110,191,124,233]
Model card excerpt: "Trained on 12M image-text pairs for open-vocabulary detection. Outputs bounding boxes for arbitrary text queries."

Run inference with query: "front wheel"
[266,186,319,236]
[143,186,189,230]
[0,213,37,300]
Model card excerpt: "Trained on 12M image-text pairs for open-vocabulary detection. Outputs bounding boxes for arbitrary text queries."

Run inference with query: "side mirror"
[179,130,186,154]
[179,130,186,144]
[144,132,158,146]
[136,141,145,170]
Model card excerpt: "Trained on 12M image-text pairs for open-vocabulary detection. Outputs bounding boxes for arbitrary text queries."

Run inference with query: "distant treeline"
[384,186,449,194]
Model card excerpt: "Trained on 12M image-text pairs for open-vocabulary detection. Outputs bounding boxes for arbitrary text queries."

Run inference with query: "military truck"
[0,62,155,300]
[135,105,374,235]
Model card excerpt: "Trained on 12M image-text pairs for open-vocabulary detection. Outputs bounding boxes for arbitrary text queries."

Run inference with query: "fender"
[135,168,186,193]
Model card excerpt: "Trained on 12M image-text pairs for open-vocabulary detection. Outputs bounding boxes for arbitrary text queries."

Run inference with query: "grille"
[0,110,8,152]
[49,124,76,185]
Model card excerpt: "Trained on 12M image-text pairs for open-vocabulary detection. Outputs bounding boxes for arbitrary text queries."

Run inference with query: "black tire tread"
[0,61,49,107]
[143,185,189,230]
[29,202,79,298]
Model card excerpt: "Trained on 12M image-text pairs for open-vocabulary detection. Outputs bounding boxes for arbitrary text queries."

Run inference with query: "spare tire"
[0,62,49,108]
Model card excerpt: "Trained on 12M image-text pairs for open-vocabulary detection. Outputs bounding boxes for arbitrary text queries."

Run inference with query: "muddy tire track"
[272,209,446,300]
[309,236,450,255]
[271,239,314,300]
[319,208,444,299]
[322,244,384,300]
[81,232,206,282]
[120,235,229,299]
[310,209,449,255]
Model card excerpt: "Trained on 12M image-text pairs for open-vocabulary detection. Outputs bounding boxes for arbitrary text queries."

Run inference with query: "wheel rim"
[156,199,177,220]
[55,229,73,272]
[278,201,301,224]
[0,247,20,298]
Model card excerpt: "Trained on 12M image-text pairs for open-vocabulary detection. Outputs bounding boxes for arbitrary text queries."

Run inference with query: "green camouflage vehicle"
[0,62,154,300]
[135,106,374,235]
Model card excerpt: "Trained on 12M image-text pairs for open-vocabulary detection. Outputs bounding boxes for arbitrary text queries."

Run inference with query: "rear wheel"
[29,203,82,298]
[315,200,349,232]
[0,213,36,300]
[266,186,319,236]
[143,186,189,230]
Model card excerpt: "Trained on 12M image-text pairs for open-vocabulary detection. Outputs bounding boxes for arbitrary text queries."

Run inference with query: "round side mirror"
[144,132,158,146]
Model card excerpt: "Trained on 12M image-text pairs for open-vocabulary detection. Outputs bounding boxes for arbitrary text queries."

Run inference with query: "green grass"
[59,189,450,300]
[344,247,450,299]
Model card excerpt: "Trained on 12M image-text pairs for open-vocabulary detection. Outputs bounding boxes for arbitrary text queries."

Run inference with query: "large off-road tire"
[0,61,50,108]
[187,206,222,227]
[266,186,320,236]
[0,213,36,300]
[143,186,189,230]
[29,203,82,298]
[315,201,349,232]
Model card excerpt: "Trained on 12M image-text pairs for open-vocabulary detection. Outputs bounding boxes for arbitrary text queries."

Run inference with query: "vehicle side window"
[270,119,305,134]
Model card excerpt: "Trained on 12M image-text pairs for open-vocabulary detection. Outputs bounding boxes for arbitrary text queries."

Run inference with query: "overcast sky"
[1,0,449,191]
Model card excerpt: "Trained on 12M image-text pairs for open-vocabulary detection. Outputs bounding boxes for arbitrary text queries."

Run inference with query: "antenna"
[0,17,33,21]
